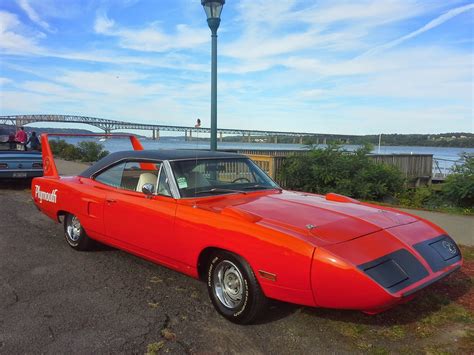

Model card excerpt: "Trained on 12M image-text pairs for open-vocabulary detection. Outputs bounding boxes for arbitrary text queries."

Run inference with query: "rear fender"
[31,177,62,221]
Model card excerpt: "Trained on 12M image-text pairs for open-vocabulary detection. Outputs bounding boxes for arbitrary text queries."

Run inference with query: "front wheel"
[64,213,94,251]
[207,251,267,324]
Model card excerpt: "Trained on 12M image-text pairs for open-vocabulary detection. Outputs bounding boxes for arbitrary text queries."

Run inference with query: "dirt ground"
[0,180,472,354]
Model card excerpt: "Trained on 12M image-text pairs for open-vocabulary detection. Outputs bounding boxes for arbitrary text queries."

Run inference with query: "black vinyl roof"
[79,149,245,178]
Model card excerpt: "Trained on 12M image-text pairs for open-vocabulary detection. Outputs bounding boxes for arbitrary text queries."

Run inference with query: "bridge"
[0,114,352,144]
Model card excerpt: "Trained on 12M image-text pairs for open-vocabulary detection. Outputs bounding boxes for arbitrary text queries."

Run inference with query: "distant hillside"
[224,132,474,148]
[348,133,474,148]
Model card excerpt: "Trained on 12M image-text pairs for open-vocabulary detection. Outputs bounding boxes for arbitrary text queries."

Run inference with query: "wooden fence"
[229,150,433,187]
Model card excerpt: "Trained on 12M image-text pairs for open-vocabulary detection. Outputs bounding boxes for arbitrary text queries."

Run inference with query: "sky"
[0,0,473,136]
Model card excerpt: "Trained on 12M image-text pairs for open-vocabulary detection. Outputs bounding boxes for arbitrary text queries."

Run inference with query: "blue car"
[0,150,43,179]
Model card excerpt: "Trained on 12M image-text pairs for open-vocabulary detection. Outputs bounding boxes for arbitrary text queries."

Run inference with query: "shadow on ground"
[301,270,471,325]
[0,179,32,190]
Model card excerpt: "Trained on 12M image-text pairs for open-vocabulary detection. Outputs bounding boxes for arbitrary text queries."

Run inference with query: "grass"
[323,246,473,353]
[415,301,472,337]
[145,341,165,355]
[460,245,474,262]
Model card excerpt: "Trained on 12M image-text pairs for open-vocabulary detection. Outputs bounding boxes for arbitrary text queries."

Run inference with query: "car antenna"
[194,118,201,198]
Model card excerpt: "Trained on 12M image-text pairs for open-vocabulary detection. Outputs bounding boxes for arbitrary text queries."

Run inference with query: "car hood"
[202,190,418,245]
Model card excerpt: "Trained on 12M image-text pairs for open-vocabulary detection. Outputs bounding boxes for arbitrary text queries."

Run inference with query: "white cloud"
[0,77,13,87]
[17,0,53,32]
[93,14,209,52]
[0,11,41,54]
[93,13,114,33]
[298,0,430,26]
[362,3,474,56]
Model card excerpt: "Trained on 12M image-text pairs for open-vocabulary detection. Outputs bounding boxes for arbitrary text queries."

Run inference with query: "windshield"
[170,158,279,197]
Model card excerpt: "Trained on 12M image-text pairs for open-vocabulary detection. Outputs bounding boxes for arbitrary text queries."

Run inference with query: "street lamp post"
[201,0,225,151]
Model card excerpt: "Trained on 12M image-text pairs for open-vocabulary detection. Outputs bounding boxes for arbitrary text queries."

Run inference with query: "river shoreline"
[55,136,474,162]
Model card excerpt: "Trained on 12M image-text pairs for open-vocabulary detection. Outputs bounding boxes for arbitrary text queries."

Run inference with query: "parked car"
[32,134,462,324]
[0,150,43,179]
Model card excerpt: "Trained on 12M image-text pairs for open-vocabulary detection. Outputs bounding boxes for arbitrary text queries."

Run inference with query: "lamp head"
[201,0,225,33]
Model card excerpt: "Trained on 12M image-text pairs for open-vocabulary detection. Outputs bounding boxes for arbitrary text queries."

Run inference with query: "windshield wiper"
[194,188,247,195]
[242,184,281,191]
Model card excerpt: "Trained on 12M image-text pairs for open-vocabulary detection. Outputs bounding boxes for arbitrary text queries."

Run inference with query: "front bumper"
[311,228,463,313]
[357,235,461,295]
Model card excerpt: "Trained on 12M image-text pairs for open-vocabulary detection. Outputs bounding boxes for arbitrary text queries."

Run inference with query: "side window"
[157,167,172,197]
[95,162,126,188]
[95,161,161,192]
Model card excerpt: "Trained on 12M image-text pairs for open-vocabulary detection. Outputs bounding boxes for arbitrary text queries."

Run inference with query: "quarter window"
[95,161,161,193]
[157,167,172,197]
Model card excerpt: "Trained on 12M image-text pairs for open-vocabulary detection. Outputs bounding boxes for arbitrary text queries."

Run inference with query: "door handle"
[106,199,117,204]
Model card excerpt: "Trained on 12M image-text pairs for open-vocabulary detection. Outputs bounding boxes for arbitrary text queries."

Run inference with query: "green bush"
[77,141,109,162]
[442,154,474,208]
[49,139,71,156]
[396,186,445,209]
[279,144,405,201]
[49,139,109,162]
[61,145,82,161]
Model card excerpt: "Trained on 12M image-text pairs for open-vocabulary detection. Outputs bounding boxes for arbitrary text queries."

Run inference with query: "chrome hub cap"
[67,215,81,242]
[213,260,244,309]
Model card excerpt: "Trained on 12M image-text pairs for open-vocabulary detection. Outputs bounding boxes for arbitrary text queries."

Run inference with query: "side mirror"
[142,183,154,196]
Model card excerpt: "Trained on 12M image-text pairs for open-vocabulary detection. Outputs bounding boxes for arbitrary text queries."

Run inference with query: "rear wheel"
[64,214,94,251]
[207,251,267,324]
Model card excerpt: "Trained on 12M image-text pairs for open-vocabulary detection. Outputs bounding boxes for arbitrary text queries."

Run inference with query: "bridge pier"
[323,138,327,145]
[184,130,187,141]
[274,136,278,144]
[299,137,303,144]
[152,129,160,140]
[219,132,223,142]
[247,133,251,143]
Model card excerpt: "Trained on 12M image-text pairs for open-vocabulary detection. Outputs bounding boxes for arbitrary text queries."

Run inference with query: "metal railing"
[432,158,462,180]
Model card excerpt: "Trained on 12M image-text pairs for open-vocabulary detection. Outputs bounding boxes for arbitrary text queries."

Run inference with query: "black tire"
[207,250,267,324]
[63,213,94,251]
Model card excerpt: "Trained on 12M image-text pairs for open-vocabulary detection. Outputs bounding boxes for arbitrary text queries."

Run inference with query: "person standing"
[27,131,41,151]
[15,127,27,151]
[8,132,16,150]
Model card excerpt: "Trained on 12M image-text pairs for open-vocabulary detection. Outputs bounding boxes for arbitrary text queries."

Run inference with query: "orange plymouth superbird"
[32,134,462,323]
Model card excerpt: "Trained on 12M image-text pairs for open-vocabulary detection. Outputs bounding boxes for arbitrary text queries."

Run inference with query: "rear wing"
[40,133,144,178]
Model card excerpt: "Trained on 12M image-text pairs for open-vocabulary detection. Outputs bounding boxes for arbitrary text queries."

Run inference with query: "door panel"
[104,189,177,258]
[77,178,106,237]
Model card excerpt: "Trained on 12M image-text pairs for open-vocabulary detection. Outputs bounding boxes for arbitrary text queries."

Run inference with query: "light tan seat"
[136,172,157,192]
[185,171,211,189]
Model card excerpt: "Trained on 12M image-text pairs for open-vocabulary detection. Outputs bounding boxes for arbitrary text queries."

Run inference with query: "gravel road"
[0,182,349,354]
[1,181,471,354]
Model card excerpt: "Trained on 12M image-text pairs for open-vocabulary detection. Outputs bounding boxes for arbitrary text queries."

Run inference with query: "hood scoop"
[221,207,262,223]
[325,193,359,203]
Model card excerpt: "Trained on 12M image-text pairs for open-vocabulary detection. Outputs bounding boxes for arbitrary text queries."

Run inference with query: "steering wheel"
[232,177,251,183]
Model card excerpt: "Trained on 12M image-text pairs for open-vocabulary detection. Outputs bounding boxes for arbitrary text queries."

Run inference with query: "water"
[59,137,473,162]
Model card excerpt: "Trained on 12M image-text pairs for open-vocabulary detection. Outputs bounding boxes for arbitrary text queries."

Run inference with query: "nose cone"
[310,221,462,313]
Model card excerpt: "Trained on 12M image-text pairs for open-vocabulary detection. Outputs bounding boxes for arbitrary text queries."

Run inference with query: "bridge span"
[0,114,351,144]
